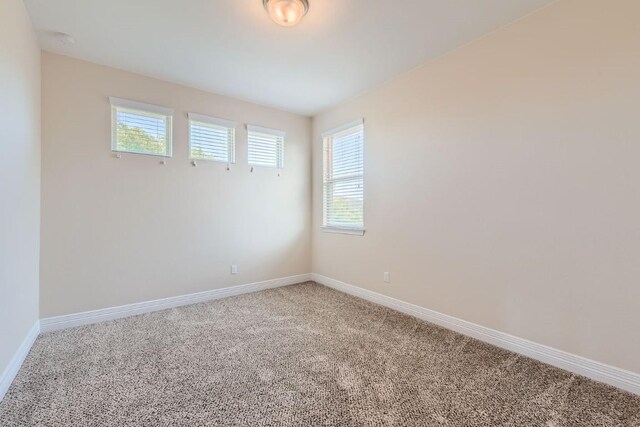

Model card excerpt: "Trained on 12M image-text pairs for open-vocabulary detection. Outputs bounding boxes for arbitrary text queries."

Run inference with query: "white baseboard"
[0,321,40,402]
[31,272,640,396]
[311,273,640,396]
[40,273,312,333]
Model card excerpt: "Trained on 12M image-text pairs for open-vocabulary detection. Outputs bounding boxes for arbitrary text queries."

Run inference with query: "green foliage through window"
[112,107,171,156]
[116,123,167,156]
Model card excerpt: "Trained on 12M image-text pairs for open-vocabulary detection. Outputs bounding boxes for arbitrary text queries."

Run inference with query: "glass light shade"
[264,0,309,27]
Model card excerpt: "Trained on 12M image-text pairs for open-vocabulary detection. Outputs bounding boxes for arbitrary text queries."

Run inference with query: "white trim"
[322,118,364,139]
[0,321,40,402]
[311,273,640,396]
[246,124,286,137]
[109,97,173,116]
[321,226,365,236]
[40,274,312,333]
[188,112,237,129]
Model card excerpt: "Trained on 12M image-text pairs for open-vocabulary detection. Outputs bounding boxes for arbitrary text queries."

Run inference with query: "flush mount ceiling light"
[263,0,309,27]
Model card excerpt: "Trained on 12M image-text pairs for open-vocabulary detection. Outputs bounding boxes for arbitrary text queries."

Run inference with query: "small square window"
[189,113,236,164]
[110,97,172,157]
[247,125,284,169]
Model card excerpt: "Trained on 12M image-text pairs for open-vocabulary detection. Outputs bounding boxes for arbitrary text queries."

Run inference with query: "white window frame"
[188,113,237,165]
[110,97,173,157]
[322,119,365,235]
[247,124,285,169]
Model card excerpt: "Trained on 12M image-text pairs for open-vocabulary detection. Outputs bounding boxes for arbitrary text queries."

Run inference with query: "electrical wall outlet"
[231,264,238,274]
[384,272,390,283]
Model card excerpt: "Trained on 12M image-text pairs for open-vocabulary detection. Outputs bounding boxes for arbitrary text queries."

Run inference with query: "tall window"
[189,113,236,164]
[110,97,172,157]
[322,120,364,234]
[247,125,284,169]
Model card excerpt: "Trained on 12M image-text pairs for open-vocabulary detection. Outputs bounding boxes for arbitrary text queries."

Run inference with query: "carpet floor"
[0,282,639,426]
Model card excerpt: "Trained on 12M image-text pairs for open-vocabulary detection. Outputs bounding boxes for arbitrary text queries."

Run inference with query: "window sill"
[321,227,365,236]
[112,150,172,158]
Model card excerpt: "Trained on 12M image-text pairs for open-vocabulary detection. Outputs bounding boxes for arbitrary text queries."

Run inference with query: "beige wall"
[41,52,311,317]
[0,0,41,375]
[312,0,640,374]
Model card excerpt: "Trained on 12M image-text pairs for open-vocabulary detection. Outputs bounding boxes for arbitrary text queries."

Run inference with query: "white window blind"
[110,97,173,157]
[322,120,364,233]
[247,124,285,169]
[188,113,236,164]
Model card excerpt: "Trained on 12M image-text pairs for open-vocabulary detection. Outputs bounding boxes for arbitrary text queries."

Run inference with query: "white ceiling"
[25,0,554,116]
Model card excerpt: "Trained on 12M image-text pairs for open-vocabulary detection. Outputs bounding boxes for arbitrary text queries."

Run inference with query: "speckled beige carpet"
[1,282,639,426]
